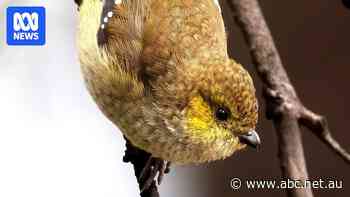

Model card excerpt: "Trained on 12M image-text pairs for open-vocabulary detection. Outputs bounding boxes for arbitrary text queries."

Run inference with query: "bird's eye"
[215,107,230,121]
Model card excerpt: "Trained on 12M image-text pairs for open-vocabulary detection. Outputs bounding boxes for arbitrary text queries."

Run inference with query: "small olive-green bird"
[78,0,260,167]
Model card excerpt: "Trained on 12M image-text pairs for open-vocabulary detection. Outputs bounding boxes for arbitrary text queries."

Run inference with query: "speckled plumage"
[78,0,258,164]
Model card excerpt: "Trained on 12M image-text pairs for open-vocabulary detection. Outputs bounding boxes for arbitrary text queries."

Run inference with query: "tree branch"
[226,0,350,196]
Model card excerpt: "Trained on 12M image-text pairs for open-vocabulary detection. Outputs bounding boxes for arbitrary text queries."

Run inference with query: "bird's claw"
[139,157,171,192]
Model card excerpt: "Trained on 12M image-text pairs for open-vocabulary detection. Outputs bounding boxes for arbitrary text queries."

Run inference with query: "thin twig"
[299,108,350,164]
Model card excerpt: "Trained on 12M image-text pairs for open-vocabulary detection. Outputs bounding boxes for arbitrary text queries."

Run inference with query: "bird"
[77,0,260,190]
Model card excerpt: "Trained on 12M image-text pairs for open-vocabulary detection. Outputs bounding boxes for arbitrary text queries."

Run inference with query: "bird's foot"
[139,157,171,192]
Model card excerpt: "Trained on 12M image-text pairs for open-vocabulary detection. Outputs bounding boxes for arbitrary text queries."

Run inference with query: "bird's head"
[179,60,259,162]
[148,60,259,164]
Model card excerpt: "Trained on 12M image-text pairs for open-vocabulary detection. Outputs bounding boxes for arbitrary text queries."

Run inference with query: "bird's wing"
[78,0,145,100]
[78,0,226,92]
[97,0,147,79]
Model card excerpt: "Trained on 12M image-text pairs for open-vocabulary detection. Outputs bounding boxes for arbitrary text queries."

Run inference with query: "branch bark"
[226,0,350,196]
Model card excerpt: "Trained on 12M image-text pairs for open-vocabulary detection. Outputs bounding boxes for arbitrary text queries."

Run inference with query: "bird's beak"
[238,130,261,149]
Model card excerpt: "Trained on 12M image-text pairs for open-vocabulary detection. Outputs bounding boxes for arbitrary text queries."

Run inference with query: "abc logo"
[13,12,39,31]
[6,7,46,46]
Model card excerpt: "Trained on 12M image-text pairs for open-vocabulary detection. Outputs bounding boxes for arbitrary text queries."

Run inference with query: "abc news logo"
[6,7,46,45]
